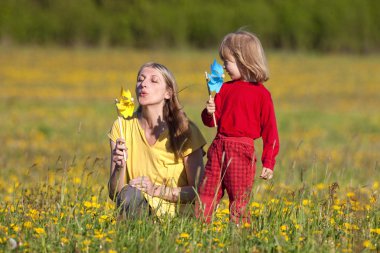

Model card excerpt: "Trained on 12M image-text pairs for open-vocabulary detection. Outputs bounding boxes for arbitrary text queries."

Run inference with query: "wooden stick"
[205,72,217,127]
[115,99,127,161]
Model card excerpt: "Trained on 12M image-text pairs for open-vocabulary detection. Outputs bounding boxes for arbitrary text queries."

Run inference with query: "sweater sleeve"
[201,108,215,127]
[201,91,222,127]
[260,93,280,170]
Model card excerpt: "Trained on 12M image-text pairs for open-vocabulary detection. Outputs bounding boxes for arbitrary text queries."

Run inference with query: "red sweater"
[201,80,279,170]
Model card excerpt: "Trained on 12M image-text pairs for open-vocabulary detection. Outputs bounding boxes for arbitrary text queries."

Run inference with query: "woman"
[108,62,206,218]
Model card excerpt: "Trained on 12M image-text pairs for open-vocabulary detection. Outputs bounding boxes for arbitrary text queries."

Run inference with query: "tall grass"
[0,47,379,252]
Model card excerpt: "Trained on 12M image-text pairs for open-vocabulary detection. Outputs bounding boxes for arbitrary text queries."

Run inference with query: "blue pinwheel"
[206,59,224,93]
[205,59,224,127]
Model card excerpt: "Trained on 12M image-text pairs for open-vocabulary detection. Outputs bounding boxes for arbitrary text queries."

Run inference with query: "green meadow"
[0,47,379,252]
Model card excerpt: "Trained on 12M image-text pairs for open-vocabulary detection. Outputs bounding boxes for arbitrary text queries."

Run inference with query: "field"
[0,47,379,252]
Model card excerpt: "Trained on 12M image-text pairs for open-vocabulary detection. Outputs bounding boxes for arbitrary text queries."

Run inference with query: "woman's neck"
[138,106,167,143]
[139,106,165,128]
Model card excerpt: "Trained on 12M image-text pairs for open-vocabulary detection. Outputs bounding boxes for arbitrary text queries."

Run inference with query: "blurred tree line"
[0,0,379,53]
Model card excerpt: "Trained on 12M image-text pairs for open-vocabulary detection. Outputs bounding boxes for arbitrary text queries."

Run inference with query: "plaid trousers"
[196,134,256,223]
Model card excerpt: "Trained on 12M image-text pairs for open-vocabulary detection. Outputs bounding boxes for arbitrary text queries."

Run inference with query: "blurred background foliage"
[0,0,379,53]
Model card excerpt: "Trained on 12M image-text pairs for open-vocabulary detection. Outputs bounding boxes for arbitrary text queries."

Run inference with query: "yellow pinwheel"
[114,87,134,161]
[115,88,135,118]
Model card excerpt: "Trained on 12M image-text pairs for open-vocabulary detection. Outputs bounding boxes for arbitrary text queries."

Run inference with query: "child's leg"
[223,140,256,224]
[196,140,224,223]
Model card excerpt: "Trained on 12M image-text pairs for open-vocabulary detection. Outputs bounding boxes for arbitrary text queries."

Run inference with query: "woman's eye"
[137,76,144,82]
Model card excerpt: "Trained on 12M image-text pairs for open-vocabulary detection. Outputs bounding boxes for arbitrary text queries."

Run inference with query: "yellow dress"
[108,113,206,217]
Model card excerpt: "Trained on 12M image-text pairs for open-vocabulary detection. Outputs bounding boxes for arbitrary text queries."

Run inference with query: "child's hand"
[259,167,273,180]
[206,96,216,115]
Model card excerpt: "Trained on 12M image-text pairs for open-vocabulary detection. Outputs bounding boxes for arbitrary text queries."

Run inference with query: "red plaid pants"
[196,134,256,223]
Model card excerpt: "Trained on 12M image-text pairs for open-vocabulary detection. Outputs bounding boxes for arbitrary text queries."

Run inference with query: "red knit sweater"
[201,80,280,170]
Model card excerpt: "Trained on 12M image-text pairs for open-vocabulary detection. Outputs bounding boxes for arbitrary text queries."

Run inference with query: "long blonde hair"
[219,30,269,83]
[137,62,189,159]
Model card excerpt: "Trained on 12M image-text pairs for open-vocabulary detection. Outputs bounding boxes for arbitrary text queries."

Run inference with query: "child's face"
[222,53,241,81]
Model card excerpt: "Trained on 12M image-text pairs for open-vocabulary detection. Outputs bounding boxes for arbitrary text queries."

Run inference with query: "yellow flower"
[180,233,190,239]
[332,205,341,210]
[12,225,20,232]
[346,192,355,198]
[73,177,81,184]
[370,228,380,234]
[109,250,117,253]
[251,202,261,208]
[83,239,91,246]
[34,227,45,235]
[61,237,69,245]
[84,201,92,208]
[115,88,135,118]
[363,240,375,250]
[23,221,33,229]
[373,181,379,190]
[302,199,310,206]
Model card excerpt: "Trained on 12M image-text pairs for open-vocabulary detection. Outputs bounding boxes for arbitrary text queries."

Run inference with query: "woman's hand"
[259,167,273,180]
[206,96,216,115]
[112,138,127,168]
[129,176,156,196]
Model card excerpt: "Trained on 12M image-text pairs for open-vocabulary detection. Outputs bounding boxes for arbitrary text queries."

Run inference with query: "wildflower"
[363,240,375,250]
[346,192,355,198]
[370,228,380,235]
[302,199,310,206]
[251,202,261,208]
[60,237,69,245]
[109,250,117,253]
[316,183,327,190]
[179,233,190,239]
[23,221,32,229]
[373,181,379,190]
[343,223,359,231]
[243,222,251,228]
[10,224,20,232]
[34,228,45,235]
[73,177,81,185]
[83,201,92,208]
[83,239,91,246]
[332,205,341,210]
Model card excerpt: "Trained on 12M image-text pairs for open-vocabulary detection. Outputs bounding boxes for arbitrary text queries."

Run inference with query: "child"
[196,30,280,223]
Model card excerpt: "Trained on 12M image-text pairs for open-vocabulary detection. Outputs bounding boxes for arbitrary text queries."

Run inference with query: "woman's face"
[136,67,171,107]
[223,52,241,81]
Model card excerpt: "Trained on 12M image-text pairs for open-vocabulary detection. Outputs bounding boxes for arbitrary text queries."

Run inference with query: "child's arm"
[260,93,280,171]
[201,96,217,127]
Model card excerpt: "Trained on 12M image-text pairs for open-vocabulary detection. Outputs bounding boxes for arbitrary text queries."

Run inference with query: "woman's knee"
[117,185,149,218]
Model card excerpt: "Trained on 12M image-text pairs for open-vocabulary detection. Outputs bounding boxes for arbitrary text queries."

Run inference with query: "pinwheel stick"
[115,99,127,161]
[205,72,217,127]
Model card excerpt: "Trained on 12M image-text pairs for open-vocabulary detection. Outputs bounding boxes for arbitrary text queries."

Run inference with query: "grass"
[0,47,379,252]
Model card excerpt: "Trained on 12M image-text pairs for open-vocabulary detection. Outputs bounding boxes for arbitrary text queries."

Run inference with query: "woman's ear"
[165,88,172,100]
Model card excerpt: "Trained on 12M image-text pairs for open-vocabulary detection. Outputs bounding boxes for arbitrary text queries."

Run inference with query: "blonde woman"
[109,62,206,218]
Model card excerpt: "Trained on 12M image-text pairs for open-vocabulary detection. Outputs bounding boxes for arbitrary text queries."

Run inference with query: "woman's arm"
[129,148,204,203]
[108,139,127,200]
